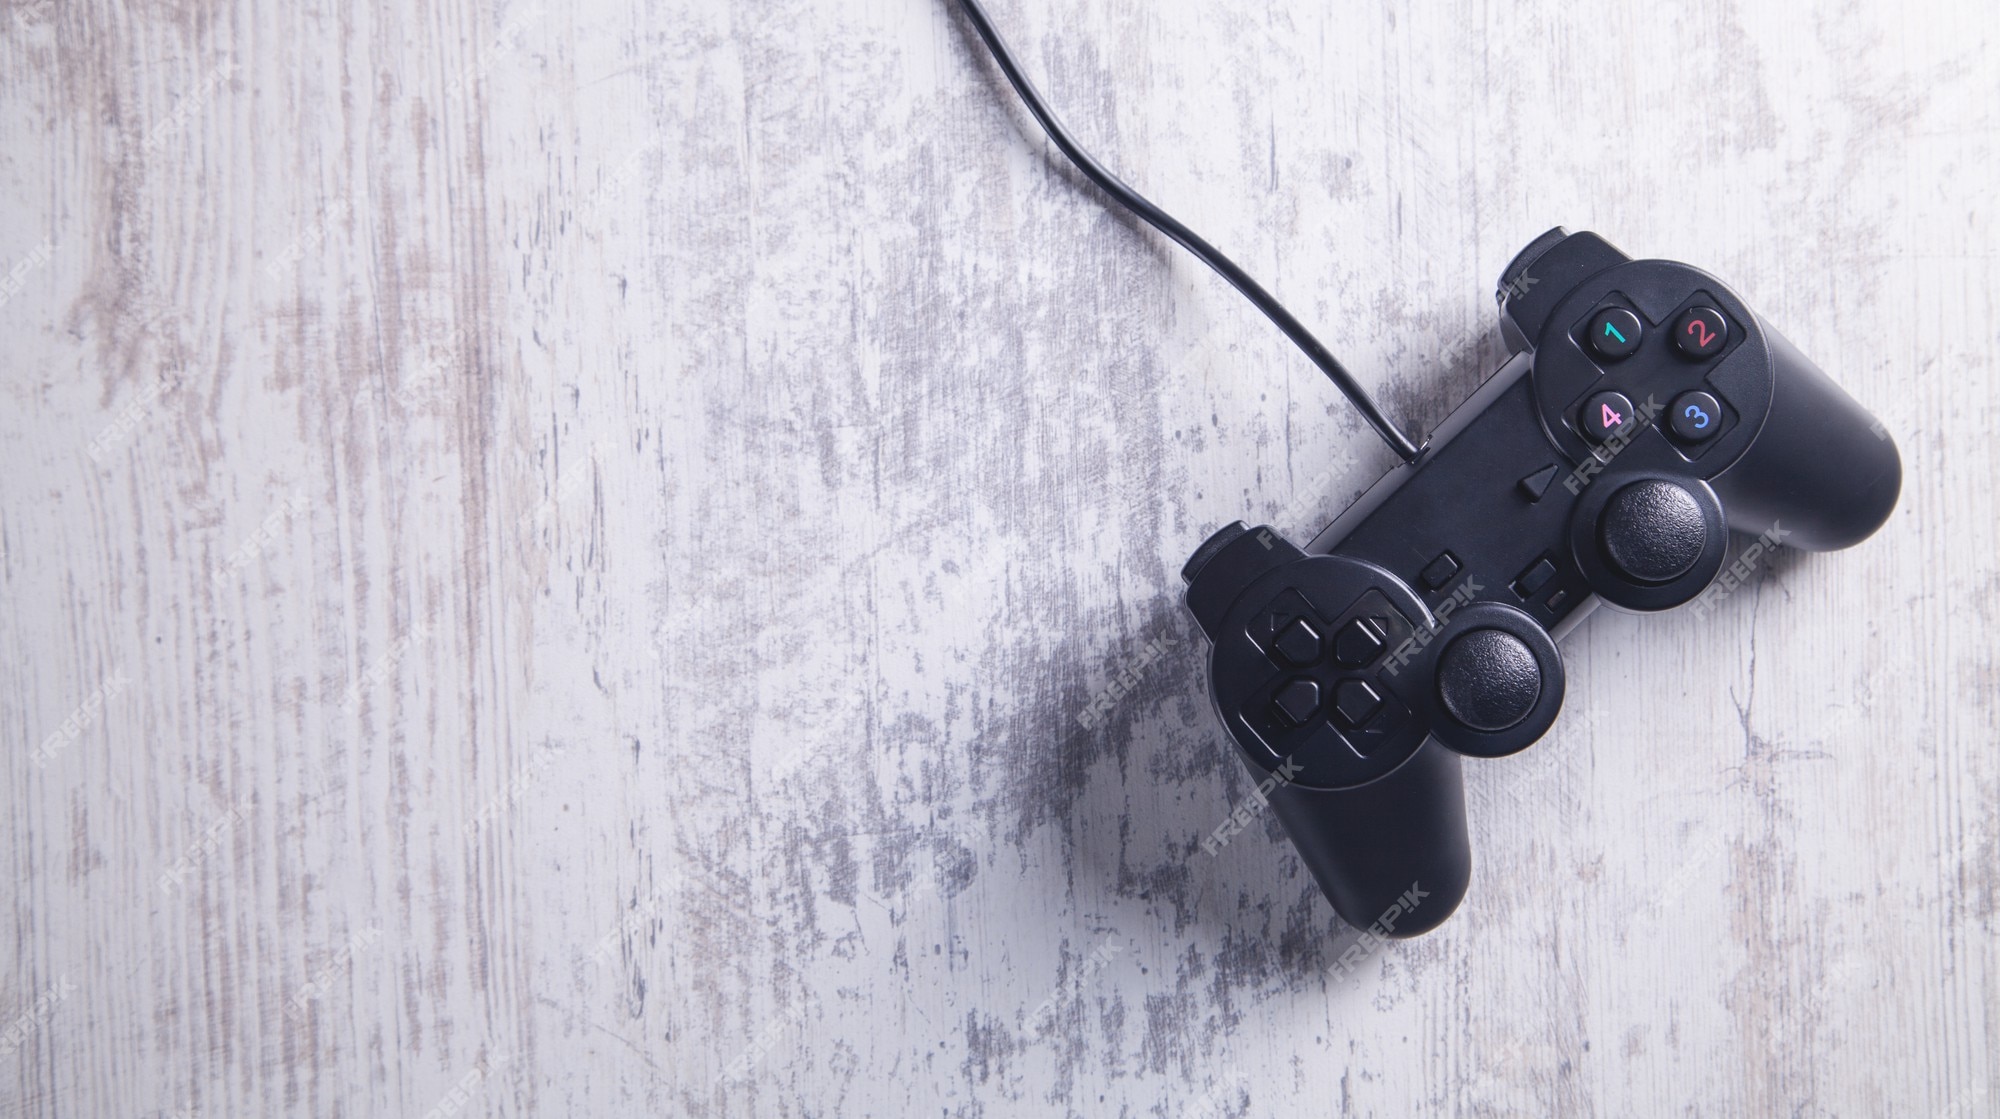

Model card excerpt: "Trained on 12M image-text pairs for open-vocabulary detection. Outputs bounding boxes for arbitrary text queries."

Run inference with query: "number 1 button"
[1588,307,1643,360]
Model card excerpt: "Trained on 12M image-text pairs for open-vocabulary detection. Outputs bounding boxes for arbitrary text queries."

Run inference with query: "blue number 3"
[1683,403,1710,429]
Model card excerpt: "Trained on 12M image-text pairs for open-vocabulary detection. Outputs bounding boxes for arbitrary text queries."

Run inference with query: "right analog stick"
[1599,480,1708,584]
[1435,629,1542,733]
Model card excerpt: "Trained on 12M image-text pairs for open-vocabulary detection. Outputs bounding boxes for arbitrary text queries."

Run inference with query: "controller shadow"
[1011,587,1411,995]
[1001,520,1817,1001]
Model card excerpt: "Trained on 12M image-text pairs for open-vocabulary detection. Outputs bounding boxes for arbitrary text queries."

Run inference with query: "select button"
[1421,552,1462,590]
[1512,557,1557,599]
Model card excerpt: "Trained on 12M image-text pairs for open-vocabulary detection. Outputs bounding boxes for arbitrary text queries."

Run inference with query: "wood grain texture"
[2,0,1995,1115]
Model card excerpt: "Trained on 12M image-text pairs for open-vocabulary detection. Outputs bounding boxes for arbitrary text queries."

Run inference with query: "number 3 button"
[1669,390,1722,442]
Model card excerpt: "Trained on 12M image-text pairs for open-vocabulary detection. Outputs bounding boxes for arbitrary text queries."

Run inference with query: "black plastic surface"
[1708,327,1903,551]
[1266,742,1470,938]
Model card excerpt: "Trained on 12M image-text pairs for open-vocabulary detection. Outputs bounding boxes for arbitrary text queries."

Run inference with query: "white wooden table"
[3,0,1996,1114]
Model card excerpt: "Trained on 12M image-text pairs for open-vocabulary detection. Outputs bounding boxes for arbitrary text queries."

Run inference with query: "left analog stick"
[1435,629,1542,733]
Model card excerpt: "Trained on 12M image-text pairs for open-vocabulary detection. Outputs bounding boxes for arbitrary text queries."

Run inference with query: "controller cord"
[954,0,1423,463]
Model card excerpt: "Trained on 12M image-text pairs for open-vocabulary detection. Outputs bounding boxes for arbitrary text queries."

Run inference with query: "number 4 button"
[1580,390,1638,443]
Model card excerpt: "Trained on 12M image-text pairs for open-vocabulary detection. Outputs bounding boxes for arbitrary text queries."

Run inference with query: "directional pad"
[1331,679,1383,728]
[1269,677,1321,728]
[1272,618,1322,666]
[1332,617,1386,668]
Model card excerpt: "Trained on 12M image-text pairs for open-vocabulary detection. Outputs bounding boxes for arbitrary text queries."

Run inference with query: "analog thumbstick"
[1435,629,1542,733]
[1599,480,1708,584]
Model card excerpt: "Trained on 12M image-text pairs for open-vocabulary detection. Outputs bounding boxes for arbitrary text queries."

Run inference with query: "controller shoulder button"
[1183,521,1252,584]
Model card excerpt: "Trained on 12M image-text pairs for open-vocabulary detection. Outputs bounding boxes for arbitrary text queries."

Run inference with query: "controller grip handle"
[1712,325,1902,551]
[1265,741,1469,939]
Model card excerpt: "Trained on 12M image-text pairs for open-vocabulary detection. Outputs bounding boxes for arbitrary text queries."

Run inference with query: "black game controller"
[952,2,1901,938]
[1182,230,1900,935]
